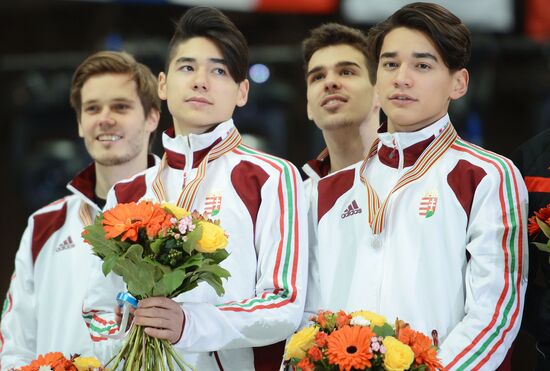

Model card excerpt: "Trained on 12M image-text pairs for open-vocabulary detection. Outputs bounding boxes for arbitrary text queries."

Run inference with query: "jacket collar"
[163,119,235,170]
[303,148,331,180]
[377,114,449,169]
[67,154,158,209]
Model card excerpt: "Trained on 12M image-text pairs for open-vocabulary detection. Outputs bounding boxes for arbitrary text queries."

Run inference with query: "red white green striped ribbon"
[152,128,242,209]
[360,123,458,235]
[78,201,94,226]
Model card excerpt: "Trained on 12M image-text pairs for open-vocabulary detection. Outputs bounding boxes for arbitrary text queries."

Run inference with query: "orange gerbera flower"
[19,352,77,371]
[144,202,173,238]
[397,325,415,345]
[102,201,172,242]
[326,325,374,371]
[398,328,443,371]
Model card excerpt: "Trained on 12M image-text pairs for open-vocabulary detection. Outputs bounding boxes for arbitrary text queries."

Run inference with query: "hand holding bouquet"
[284,310,443,371]
[82,201,231,370]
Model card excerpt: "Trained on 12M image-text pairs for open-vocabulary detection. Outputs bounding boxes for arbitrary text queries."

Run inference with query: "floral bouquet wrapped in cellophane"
[17,352,104,371]
[284,310,444,371]
[82,200,231,370]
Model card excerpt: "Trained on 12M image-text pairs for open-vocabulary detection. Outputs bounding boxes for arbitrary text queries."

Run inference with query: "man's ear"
[78,120,84,138]
[306,100,313,121]
[146,108,160,133]
[236,79,249,107]
[158,72,167,101]
[450,68,469,100]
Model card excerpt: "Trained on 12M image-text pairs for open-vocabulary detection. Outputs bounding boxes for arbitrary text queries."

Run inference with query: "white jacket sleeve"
[438,159,528,370]
[0,221,37,370]
[302,178,321,328]
[176,162,308,352]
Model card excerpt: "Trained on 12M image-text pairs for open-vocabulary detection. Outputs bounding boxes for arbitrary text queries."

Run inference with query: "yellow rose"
[73,356,103,371]
[284,326,319,360]
[383,336,414,371]
[351,310,387,327]
[161,203,190,219]
[196,221,228,253]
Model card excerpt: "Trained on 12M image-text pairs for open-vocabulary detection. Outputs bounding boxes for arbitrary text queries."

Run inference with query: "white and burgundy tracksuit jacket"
[1,164,115,370]
[82,119,308,371]
[306,115,528,370]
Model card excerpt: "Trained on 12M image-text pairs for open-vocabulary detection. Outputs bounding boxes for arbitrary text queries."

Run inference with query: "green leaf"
[372,323,395,337]
[536,217,550,239]
[206,249,230,264]
[195,264,231,280]
[181,224,203,254]
[150,237,167,254]
[102,255,119,276]
[83,222,126,258]
[178,254,204,270]
[143,257,172,275]
[161,269,187,295]
[534,242,550,253]
[201,273,225,296]
[111,244,157,298]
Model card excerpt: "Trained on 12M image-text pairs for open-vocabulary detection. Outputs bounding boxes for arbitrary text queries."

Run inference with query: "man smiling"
[0,51,160,370]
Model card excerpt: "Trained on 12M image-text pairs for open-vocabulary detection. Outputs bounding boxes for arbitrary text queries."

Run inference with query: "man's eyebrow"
[174,57,227,65]
[306,61,361,78]
[380,52,397,59]
[82,98,134,105]
[380,51,438,62]
[174,57,195,64]
[413,52,438,61]
[306,65,324,78]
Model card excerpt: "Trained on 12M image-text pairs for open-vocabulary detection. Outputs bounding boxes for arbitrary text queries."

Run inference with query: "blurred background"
[0,0,548,367]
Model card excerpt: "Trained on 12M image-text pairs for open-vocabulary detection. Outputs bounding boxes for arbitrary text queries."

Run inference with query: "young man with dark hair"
[0,51,160,370]
[309,3,528,369]
[83,7,307,370]
[300,23,379,321]
[302,23,379,178]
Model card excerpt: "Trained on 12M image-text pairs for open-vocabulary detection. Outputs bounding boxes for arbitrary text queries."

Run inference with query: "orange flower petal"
[326,325,374,371]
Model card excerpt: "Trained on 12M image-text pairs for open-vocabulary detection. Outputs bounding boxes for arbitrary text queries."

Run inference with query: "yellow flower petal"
[284,326,319,360]
[383,336,414,371]
[351,310,387,327]
[196,221,228,253]
[161,203,190,219]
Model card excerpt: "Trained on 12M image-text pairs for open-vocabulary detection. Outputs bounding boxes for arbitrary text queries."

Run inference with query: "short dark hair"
[366,2,471,83]
[166,6,249,83]
[302,23,373,84]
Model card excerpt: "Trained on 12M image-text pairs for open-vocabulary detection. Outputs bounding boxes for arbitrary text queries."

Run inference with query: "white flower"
[350,316,371,327]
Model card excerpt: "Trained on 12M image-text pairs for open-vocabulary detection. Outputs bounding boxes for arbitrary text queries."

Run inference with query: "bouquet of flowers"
[82,200,231,370]
[528,203,550,262]
[284,310,443,371]
[17,352,104,371]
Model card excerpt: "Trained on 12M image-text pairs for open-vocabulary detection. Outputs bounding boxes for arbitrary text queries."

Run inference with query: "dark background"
[0,0,548,368]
